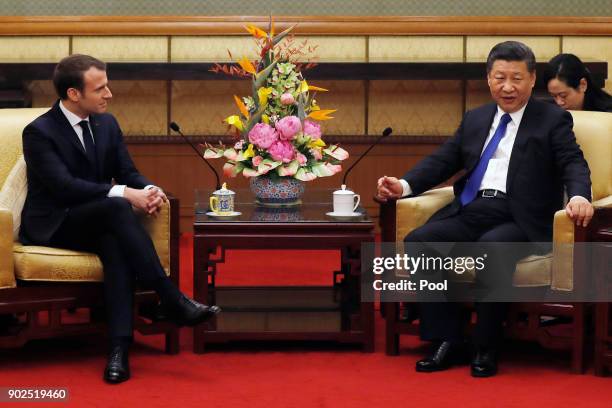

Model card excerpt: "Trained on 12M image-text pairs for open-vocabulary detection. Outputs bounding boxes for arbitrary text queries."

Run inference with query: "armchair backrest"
[0,108,49,188]
[569,110,612,202]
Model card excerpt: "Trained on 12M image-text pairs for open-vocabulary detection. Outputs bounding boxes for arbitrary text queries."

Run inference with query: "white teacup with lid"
[332,184,360,215]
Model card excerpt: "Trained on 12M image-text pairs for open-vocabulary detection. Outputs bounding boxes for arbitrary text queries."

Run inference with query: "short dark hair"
[486,41,536,73]
[53,54,106,99]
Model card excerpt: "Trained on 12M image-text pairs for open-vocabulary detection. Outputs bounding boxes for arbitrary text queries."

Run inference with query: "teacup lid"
[334,184,354,194]
[213,182,235,195]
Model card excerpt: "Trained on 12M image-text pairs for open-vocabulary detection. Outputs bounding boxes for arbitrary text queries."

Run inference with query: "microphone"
[342,127,392,186]
[169,122,221,190]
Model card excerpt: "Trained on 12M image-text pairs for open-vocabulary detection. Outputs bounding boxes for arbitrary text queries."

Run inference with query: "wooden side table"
[192,189,376,354]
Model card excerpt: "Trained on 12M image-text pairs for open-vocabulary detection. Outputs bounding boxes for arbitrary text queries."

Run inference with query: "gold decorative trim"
[0,16,610,36]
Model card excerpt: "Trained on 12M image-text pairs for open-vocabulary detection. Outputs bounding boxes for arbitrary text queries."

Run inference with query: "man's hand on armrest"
[565,196,594,227]
[376,176,405,202]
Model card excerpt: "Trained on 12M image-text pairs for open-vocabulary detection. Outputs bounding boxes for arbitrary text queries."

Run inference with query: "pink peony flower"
[248,123,278,149]
[303,120,322,139]
[252,155,263,167]
[268,140,296,163]
[275,116,302,141]
[280,93,295,105]
[296,153,307,166]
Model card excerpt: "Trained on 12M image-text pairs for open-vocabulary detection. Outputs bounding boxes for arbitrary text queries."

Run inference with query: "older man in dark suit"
[20,54,220,384]
[376,41,593,377]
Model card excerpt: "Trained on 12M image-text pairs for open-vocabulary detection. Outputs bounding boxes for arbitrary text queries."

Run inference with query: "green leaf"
[297,92,307,121]
[252,81,259,110]
[233,162,245,176]
[254,60,278,89]
[272,25,296,46]
[243,106,266,136]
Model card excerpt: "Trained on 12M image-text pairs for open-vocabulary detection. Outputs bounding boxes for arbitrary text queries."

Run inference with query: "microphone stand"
[341,127,392,187]
[169,122,221,190]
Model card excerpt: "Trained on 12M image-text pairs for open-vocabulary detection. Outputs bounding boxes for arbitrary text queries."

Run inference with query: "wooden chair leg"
[165,328,180,355]
[571,303,586,374]
[385,302,400,356]
[594,302,608,376]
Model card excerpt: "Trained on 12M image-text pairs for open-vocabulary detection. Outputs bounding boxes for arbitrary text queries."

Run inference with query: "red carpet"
[0,234,609,408]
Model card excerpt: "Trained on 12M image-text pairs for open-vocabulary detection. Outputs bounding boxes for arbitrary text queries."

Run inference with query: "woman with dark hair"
[544,53,612,112]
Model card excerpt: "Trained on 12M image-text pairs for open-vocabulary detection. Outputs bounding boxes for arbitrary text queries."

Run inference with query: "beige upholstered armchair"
[379,110,612,373]
[0,108,180,353]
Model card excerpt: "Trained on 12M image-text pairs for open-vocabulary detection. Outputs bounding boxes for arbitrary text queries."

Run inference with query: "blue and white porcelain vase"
[249,176,305,207]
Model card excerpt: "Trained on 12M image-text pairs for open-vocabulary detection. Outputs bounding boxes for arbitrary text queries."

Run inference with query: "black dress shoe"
[416,341,465,372]
[168,295,221,327]
[471,348,498,377]
[104,346,130,384]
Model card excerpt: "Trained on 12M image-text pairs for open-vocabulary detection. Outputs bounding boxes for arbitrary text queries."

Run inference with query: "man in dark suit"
[20,54,220,384]
[376,41,593,377]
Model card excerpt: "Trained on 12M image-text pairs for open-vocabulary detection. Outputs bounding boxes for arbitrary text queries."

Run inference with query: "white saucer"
[326,211,363,220]
[206,211,241,218]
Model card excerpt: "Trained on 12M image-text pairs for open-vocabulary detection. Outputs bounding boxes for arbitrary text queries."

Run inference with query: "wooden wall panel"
[369,36,464,62]
[369,80,463,136]
[0,36,68,62]
[466,36,560,61]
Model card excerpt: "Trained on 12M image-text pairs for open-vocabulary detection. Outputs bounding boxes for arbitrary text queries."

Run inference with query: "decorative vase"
[250,177,305,207]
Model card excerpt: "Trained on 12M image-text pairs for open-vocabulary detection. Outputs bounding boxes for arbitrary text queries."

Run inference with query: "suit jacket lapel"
[50,100,88,160]
[506,99,536,193]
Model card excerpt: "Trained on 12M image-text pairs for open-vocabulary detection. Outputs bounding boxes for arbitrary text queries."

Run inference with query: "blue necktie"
[459,113,511,206]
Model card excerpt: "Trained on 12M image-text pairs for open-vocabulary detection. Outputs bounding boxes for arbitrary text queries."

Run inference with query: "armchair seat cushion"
[512,253,552,287]
[13,243,103,282]
[442,253,552,287]
[397,250,552,286]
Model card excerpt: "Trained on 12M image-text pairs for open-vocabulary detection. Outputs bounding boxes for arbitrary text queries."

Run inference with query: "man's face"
[487,59,535,113]
[71,67,112,115]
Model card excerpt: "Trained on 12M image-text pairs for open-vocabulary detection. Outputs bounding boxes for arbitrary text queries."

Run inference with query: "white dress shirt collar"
[59,100,89,127]
[497,103,527,127]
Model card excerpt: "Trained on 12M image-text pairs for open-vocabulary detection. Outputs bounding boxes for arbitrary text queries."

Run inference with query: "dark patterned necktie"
[79,120,98,172]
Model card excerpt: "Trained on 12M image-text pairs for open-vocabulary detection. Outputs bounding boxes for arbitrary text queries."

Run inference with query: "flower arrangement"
[203,18,348,182]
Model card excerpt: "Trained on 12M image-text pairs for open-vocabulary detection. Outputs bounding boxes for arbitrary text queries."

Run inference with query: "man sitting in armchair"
[376,41,593,377]
[20,54,221,384]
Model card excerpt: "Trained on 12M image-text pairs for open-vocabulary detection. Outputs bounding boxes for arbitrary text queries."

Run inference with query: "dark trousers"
[49,197,170,339]
[404,196,529,347]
